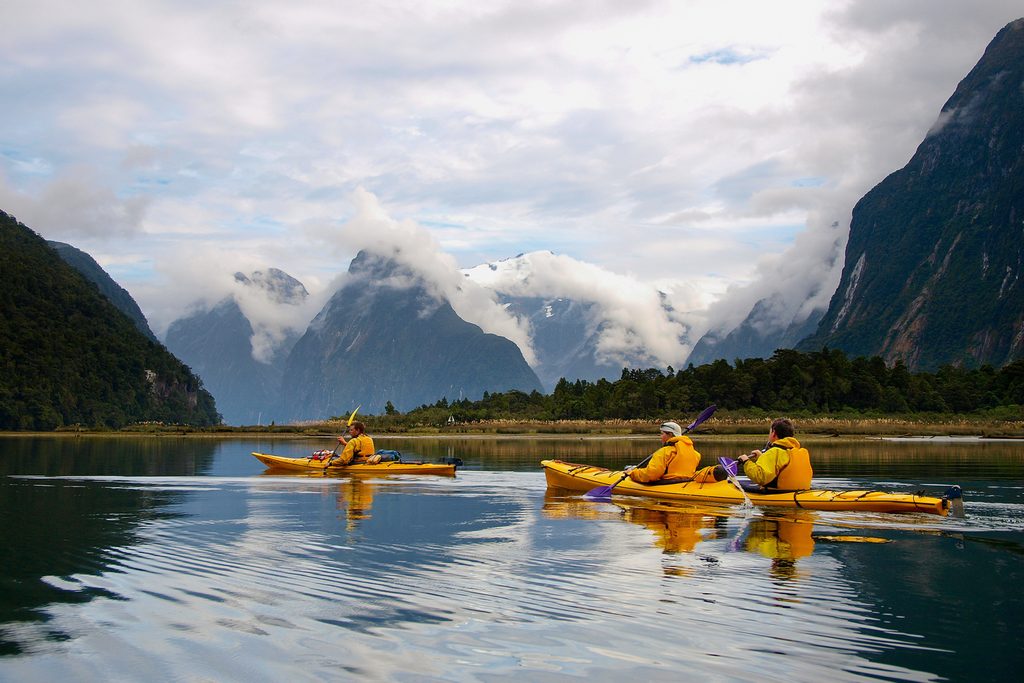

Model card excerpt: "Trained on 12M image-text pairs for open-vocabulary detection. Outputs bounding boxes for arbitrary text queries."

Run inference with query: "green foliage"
[397,346,1024,424]
[0,212,221,430]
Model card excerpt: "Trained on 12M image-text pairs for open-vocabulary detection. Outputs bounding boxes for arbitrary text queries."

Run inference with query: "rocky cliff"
[800,18,1024,369]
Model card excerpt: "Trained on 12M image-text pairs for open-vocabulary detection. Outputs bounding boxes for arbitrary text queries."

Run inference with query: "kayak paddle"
[717,456,753,509]
[584,404,717,500]
[720,437,774,509]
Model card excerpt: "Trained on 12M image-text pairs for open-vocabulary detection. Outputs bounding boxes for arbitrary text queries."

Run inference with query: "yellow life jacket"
[772,438,812,490]
[340,434,376,464]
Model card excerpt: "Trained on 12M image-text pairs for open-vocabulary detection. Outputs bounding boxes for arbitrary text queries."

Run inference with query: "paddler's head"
[769,417,794,441]
[659,421,682,443]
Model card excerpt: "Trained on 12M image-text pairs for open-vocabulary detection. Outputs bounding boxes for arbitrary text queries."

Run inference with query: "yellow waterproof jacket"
[338,434,376,465]
[628,435,701,483]
[741,437,812,489]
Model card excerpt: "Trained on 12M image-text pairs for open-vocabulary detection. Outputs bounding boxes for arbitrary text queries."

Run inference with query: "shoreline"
[4,416,1024,440]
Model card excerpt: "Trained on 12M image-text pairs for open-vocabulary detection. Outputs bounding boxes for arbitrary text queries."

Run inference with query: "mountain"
[164,269,307,426]
[47,240,158,342]
[464,252,680,389]
[799,18,1024,370]
[688,297,824,366]
[497,295,631,391]
[277,251,543,419]
[0,211,220,429]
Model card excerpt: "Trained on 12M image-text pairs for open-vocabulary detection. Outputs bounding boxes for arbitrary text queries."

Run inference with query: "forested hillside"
[0,212,220,429]
[48,240,158,341]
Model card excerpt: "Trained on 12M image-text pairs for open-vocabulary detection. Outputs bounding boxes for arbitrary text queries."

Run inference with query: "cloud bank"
[2,1,1021,367]
[465,251,700,368]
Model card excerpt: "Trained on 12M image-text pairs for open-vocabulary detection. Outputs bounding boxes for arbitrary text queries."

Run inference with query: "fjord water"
[0,435,1020,681]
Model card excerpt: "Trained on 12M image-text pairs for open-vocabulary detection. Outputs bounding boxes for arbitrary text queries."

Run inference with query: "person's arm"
[628,448,669,483]
[337,438,358,465]
[739,449,782,486]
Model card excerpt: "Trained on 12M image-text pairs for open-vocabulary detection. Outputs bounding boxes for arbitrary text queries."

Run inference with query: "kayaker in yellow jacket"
[736,418,813,490]
[626,421,702,483]
[333,421,379,465]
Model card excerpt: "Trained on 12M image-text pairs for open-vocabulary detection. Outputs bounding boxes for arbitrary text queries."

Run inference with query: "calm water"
[0,434,1021,682]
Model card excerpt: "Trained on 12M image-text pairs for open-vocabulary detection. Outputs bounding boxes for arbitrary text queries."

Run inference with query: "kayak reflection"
[543,492,823,579]
[335,478,375,531]
[622,506,724,554]
[542,492,726,554]
[738,515,816,580]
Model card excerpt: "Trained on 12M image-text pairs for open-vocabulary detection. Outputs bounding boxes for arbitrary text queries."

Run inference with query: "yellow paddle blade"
[347,405,361,426]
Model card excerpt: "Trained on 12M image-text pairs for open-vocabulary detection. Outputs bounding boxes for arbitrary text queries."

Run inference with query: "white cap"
[660,421,682,437]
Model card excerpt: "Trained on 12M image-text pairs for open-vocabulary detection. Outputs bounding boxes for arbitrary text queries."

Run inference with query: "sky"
[2,0,1021,368]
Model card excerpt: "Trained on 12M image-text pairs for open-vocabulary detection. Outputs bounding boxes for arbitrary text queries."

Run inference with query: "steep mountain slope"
[799,18,1024,369]
[499,295,623,391]
[164,269,307,425]
[0,211,219,429]
[688,296,824,366]
[48,240,158,342]
[278,251,543,419]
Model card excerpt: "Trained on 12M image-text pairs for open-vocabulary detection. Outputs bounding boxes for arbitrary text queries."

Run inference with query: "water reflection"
[623,506,725,554]
[0,436,1020,681]
[0,436,219,477]
[542,491,825,582]
[0,477,188,655]
[740,516,816,581]
[542,492,726,554]
[335,478,375,531]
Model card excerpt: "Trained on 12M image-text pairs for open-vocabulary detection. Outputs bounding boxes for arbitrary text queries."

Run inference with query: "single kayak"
[541,459,962,516]
[253,452,459,476]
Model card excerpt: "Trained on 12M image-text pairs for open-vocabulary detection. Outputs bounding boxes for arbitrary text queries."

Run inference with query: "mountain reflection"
[0,437,218,655]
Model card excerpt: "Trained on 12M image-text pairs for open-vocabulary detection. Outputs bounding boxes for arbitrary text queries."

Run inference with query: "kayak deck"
[253,452,458,476]
[541,459,956,516]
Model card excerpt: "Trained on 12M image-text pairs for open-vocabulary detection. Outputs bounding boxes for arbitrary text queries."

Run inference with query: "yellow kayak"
[253,452,459,476]
[542,459,959,516]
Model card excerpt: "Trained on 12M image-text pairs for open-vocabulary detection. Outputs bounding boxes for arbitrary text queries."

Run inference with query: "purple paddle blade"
[718,456,739,478]
[583,485,615,500]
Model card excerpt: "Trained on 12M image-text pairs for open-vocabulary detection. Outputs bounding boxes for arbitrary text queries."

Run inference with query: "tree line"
[398,348,1024,424]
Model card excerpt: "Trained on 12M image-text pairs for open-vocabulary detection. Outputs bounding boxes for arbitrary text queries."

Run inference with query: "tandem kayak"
[541,459,963,516]
[253,452,459,476]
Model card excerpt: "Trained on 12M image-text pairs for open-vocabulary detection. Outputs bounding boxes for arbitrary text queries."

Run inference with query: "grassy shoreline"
[5,414,1022,438]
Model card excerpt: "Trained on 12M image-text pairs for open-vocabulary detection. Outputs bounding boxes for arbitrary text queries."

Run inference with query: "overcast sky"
[2,1,1021,362]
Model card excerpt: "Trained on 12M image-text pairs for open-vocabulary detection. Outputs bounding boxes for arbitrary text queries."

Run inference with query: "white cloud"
[464,251,696,368]
[0,167,149,239]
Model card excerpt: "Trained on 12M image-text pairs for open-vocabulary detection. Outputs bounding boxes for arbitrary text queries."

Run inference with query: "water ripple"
[2,467,1020,681]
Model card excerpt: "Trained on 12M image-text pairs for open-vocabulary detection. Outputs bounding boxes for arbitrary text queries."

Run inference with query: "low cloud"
[464,250,698,369]
[327,188,538,364]
[0,168,149,239]
[696,210,848,344]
